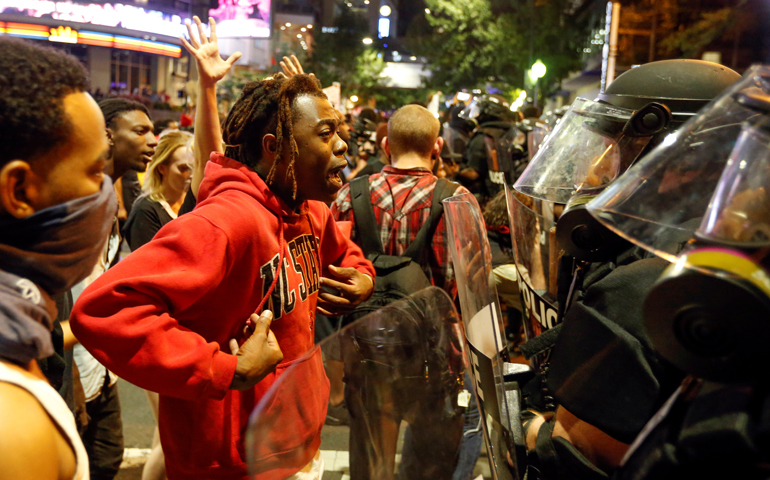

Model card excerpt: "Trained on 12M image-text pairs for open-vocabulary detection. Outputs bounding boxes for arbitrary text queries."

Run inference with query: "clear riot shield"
[504,186,561,348]
[246,287,468,480]
[527,123,550,162]
[443,192,521,480]
[494,126,528,187]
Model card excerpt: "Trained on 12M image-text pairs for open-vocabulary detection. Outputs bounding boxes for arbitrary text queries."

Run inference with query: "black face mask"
[0,176,118,296]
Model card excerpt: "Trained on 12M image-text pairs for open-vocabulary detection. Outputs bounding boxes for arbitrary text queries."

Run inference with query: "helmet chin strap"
[555,195,631,263]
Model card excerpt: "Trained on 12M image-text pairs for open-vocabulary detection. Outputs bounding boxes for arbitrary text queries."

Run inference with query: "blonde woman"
[123,130,194,251]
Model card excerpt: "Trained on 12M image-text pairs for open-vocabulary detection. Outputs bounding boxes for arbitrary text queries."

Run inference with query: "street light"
[531,60,547,79]
[529,60,547,109]
[350,95,359,102]
[362,37,373,45]
[379,5,391,16]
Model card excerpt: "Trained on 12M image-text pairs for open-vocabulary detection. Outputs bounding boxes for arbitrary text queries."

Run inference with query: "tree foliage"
[407,0,517,91]
[406,0,588,95]
[303,8,389,102]
[353,48,389,98]
[660,7,735,58]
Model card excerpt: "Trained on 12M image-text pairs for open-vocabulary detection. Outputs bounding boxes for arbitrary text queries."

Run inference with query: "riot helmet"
[588,65,770,383]
[460,94,518,125]
[520,104,541,120]
[515,59,741,262]
[448,104,476,135]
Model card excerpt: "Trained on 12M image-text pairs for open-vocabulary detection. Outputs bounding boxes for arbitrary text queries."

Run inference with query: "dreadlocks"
[222,73,326,199]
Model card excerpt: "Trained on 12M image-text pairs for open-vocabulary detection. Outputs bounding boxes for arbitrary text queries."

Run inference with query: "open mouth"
[327,163,346,189]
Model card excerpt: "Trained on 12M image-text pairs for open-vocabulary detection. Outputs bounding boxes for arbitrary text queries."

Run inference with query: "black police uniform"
[546,251,685,444]
[465,120,514,199]
[615,378,770,480]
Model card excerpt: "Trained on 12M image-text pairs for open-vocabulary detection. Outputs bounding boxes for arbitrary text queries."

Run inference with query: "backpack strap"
[349,176,384,256]
[403,178,460,261]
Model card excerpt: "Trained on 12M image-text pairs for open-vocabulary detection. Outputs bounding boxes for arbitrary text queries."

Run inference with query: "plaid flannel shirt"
[331,166,475,299]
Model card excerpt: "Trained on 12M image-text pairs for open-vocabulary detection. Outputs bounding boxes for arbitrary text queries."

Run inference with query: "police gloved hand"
[229,310,283,390]
[317,266,374,316]
[524,407,626,479]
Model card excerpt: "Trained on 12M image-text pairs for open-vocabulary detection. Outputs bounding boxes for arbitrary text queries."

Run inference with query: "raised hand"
[180,16,242,88]
[279,55,305,77]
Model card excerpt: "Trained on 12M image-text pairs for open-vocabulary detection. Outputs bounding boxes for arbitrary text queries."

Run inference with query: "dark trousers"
[83,377,124,480]
[346,374,463,480]
[452,372,484,480]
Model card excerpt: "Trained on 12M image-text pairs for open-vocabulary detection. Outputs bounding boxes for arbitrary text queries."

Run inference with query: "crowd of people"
[1,11,769,480]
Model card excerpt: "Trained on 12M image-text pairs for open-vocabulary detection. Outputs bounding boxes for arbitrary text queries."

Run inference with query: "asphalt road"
[114,378,491,480]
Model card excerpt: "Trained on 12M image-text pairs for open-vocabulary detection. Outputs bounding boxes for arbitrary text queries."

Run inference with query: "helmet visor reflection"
[514,97,652,203]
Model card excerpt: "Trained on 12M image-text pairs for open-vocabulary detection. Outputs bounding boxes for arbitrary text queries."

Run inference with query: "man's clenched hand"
[317,265,374,316]
[229,311,283,391]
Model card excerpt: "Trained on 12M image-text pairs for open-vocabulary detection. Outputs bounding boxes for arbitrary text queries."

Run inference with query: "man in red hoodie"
[70,20,375,480]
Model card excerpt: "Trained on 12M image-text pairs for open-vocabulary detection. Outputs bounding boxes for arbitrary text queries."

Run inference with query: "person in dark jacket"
[458,94,518,202]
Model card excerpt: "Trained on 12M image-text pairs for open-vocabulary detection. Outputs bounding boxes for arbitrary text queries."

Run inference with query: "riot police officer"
[458,94,520,201]
[586,64,770,480]
[508,59,741,479]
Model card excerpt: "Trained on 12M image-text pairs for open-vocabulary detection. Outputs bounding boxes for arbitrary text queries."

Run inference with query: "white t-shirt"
[0,362,89,479]
[72,221,120,401]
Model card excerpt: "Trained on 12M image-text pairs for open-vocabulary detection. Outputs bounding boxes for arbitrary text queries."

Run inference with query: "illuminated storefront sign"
[0,20,47,38]
[49,25,77,42]
[0,21,181,56]
[0,0,191,37]
[208,0,270,38]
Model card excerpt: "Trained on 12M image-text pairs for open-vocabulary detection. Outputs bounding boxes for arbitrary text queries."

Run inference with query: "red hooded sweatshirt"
[70,154,375,480]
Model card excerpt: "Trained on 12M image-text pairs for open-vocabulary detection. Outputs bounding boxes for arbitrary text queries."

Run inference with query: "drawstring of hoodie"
[254,214,286,315]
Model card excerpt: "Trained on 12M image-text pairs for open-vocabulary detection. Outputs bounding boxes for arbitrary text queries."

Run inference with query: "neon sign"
[80,31,181,57]
[0,21,182,56]
[0,0,193,37]
[49,25,77,43]
[208,0,270,38]
[0,20,47,39]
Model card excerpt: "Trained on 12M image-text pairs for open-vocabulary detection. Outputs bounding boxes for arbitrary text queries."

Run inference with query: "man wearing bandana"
[67,97,157,480]
[0,38,116,479]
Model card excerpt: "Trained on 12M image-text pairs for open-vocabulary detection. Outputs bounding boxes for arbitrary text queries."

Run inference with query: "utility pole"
[606,2,621,90]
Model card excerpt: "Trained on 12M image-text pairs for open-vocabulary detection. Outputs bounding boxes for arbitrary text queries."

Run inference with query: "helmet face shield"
[459,97,481,121]
[587,65,770,263]
[699,124,770,245]
[514,98,653,203]
[459,94,512,123]
[527,122,550,162]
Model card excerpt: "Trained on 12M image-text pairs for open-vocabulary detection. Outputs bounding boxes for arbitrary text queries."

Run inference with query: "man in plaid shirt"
[331,104,479,300]
[331,103,484,479]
